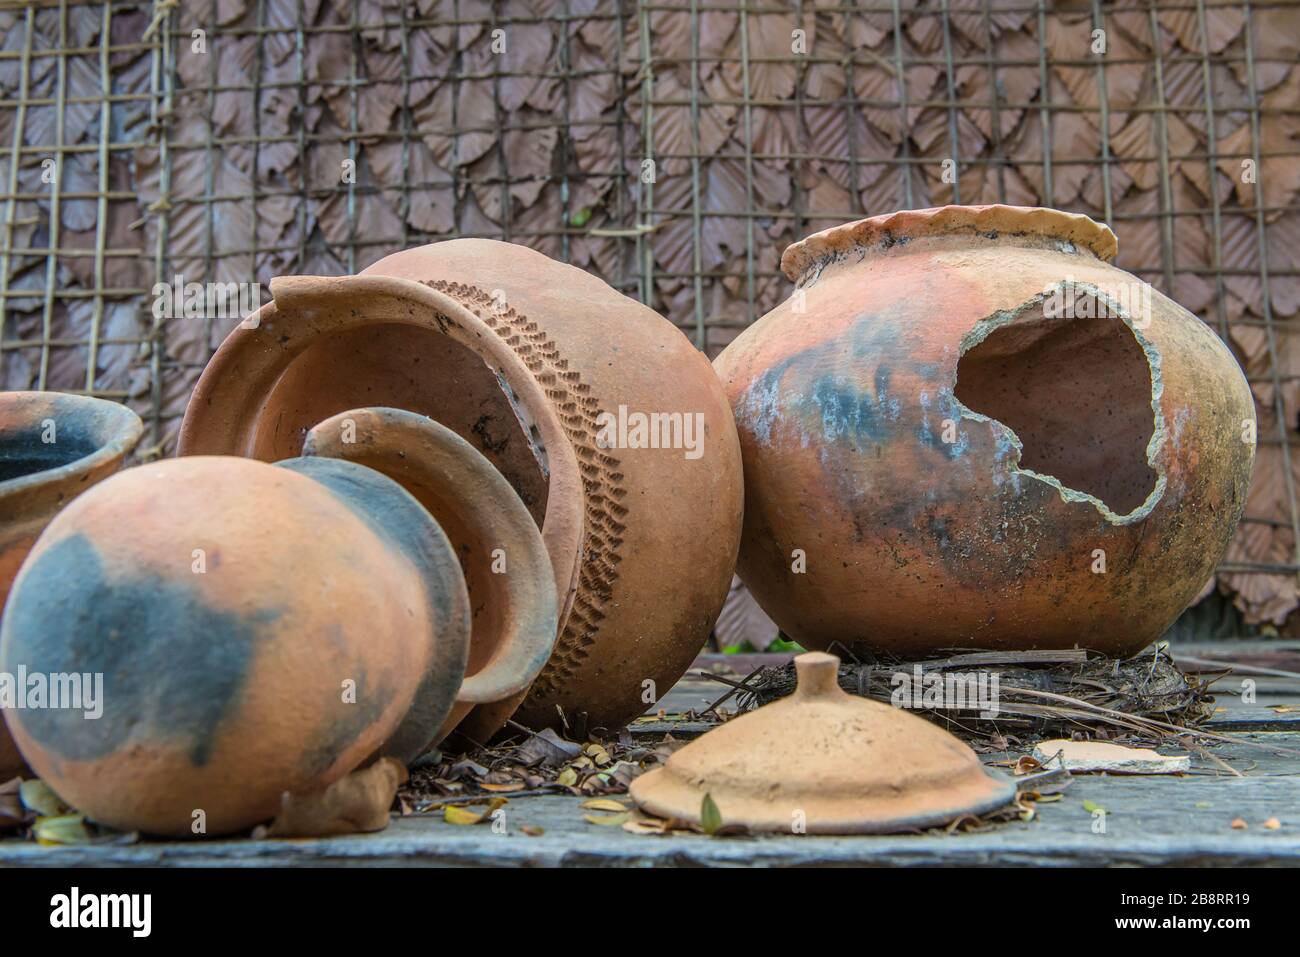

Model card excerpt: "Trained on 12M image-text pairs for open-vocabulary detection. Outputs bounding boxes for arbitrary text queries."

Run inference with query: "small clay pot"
[0,391,142,779]
[714,205,1255,658]
[630,652,1016,833]
[302,407,559,743]
[179,240,744,733]
[0,454,470,836]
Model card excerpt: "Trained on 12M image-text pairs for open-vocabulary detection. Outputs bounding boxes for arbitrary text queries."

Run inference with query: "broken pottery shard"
[1032,739,1191,775]
[713,205,1255,659]
[267,757,409,838]
[302,408,560,747]
[630,652,1016,834]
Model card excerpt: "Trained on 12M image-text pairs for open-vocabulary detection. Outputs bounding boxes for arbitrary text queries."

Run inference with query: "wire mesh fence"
[1,0,1298,625]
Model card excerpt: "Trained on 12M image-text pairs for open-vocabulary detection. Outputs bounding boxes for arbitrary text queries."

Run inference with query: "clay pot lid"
[630,652,1017,834]
[781,204,1118,283]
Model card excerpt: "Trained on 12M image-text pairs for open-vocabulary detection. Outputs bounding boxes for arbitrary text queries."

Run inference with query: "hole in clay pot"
[252,320,550,527]
[953,297,1158,516]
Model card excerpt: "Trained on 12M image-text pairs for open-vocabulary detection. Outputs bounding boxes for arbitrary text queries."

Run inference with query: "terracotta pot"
[179,239,744,733]
[630,652,1015,833]
[0,391,142,779]
[302,407,559,743]
[713,205,1255,658]
[0,454,471,836]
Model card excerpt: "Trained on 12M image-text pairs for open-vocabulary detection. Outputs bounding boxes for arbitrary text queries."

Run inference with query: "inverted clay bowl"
[0,391,142,779]
[0,455,470,836]
[630,652,1016,833]
[713,205,1255,659]
[303,407,559,744]
[178,239,744,734]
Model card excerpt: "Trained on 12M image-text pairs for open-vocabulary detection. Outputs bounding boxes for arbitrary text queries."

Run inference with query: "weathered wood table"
[3,643,1299,867]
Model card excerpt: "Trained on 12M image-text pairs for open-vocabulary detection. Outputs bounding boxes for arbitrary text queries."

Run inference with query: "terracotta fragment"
[0,454,470,837]
[630,652,1016,833]
[713,205,1255,659]
[302,407,559,742]
[0,392,142,779]
[178,239,744,734]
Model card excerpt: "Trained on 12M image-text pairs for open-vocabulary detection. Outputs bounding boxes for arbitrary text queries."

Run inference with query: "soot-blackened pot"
[178,239,744,734]
[0,391,142,779]
[0,453,476,836]
[713,205,1255,658]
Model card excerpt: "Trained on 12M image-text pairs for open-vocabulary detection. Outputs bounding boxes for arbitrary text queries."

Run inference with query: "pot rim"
[177,273,585,659]
[781,204,1118,284]
[0,391,143,507]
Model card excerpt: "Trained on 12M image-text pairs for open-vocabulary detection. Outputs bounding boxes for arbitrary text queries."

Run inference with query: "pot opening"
[0,419,101,484]
[251,320,550,527]
[954,289,1160,518]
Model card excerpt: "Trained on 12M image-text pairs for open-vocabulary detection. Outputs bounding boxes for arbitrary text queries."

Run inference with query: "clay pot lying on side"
[0,392,142,779]
[0,451,469,836]
[714,205,1255,659]
[179,239,744,735]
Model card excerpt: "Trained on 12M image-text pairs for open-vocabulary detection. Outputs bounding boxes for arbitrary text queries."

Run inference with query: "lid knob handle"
[794,652,843,699]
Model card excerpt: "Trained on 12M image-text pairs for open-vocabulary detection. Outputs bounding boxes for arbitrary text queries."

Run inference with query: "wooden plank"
[3,734,1296,867]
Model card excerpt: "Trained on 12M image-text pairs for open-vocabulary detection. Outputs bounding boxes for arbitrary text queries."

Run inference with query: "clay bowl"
[714,205,1255,659]
[179,239,744,734]
[0,391,142,779]
[0,455,470,836]
[630,652,1016,833]
[303,407,559,744]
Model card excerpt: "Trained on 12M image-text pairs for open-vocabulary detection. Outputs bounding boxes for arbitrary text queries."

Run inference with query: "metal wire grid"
[0,0,1298,592]
[0,0,160,407]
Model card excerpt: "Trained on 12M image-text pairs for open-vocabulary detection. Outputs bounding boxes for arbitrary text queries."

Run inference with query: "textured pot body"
[0,455,467,836]
[0,392,142,779]
[713,206,1255,658]
[180,239,744,733]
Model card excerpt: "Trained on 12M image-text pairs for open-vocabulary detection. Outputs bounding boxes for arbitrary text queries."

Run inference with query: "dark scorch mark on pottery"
[301,666,389,777]
[277,456,466,760]
[470,413,510,455]
[277,457,453,626]
[2,533,275,765]
[0,421,98,484]
[739,317,910,448]
[808,366,900,446]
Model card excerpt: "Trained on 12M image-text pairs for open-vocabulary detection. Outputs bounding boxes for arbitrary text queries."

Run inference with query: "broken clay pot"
[178,239,744,734]
[713,205,1255,659]
[0,391,143,779]
[630,652,1016,833]
[302,407,559,743]
[0,454,472,836]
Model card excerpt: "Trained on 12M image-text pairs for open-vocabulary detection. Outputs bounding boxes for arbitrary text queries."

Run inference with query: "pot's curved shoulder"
[781,205,1119,284]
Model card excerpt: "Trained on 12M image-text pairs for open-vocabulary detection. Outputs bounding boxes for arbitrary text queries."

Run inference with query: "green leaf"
[766,637,806,653]
[569,207,593,228]
[1083,800,1107,815]
[700,793,723,835]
